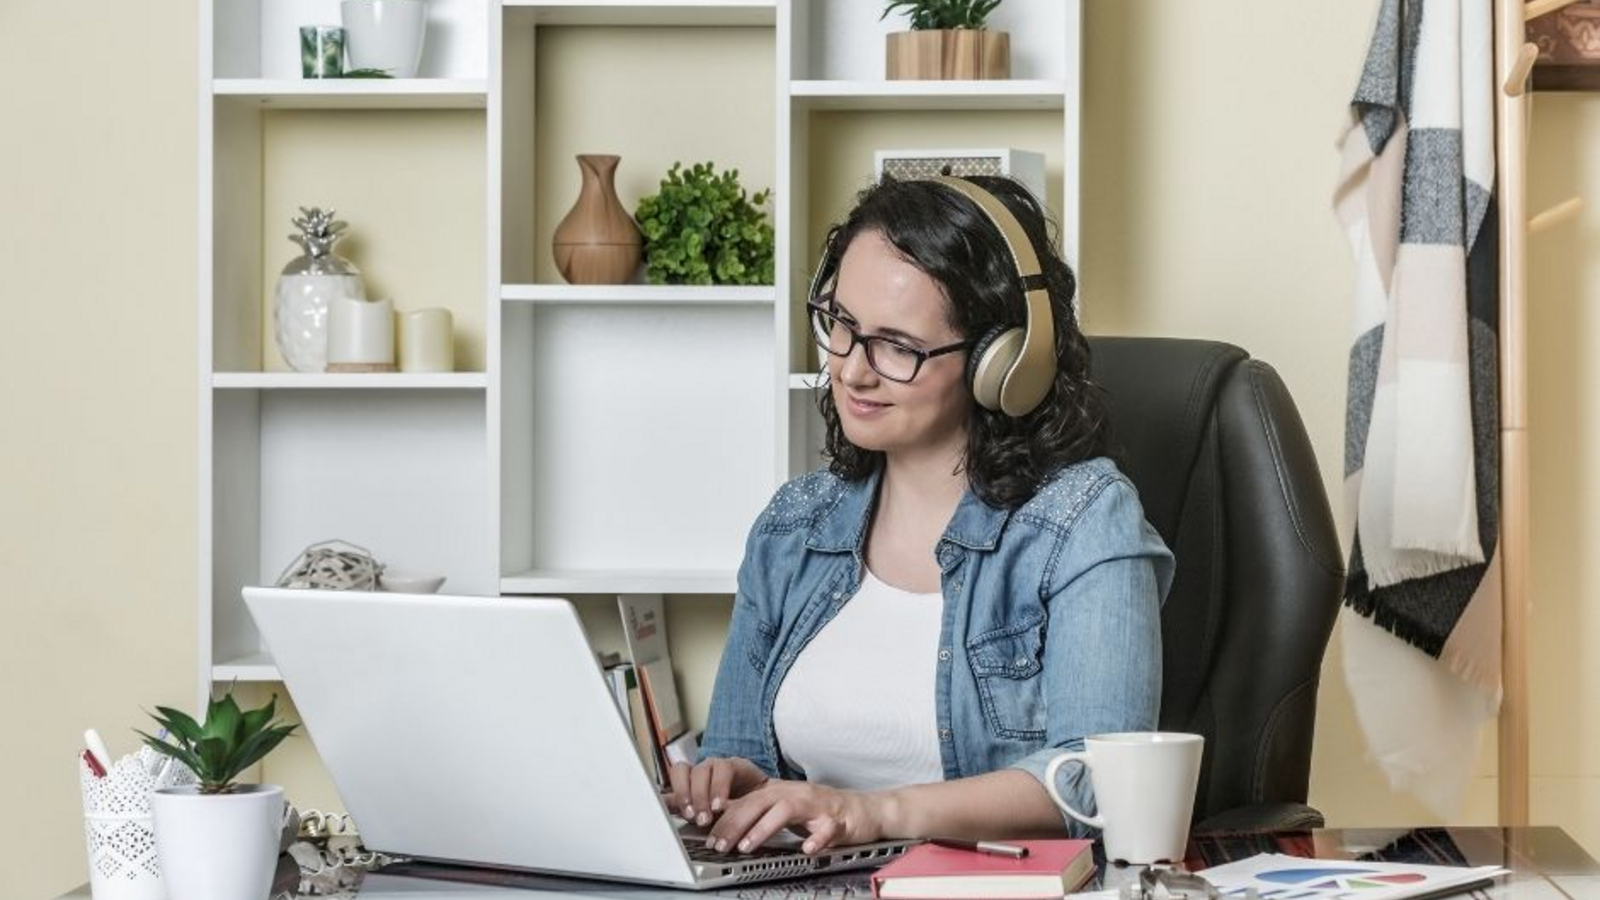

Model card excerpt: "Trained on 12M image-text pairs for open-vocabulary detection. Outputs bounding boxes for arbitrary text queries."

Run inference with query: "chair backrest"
[1088,336,1346,822]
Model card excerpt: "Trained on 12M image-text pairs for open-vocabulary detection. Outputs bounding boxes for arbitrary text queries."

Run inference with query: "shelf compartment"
[791,0,1071,82]
[789,80,1068,111]
[502,284,776,305]
[505,22,776,286]
[212,0,487,81]
[213,79,488,109]
[213,373,488,389]
[501,568,737,595]
[499,302,775,582]
[210,390,494,674]
[504,0,776,27]
[213,652,281,683]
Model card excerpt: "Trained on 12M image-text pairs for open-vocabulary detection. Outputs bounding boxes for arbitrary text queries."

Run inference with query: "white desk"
[53,827,1600,900]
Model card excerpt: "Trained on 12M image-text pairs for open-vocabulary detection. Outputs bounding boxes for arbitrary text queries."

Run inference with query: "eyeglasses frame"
[806,293,976,384]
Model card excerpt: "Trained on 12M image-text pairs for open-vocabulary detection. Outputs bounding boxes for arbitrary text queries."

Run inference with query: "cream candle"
[398,308,454,373]
[326,296,395,372]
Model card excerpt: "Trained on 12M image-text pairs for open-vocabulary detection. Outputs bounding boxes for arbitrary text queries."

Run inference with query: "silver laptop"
[243,587,911,889]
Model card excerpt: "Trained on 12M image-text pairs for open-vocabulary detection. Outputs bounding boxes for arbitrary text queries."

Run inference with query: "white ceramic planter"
[341,0,428,78]
[150,785,286,900]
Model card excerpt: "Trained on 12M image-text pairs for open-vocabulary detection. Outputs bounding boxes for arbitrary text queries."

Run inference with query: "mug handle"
[1044,751,1105,830]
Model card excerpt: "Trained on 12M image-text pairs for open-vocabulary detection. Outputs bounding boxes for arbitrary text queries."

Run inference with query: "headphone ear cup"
[967,326,1025,411]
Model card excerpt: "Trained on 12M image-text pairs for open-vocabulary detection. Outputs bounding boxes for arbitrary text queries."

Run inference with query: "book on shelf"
[616,594,693,788]
[637,657,686,744]
[600,660,664,784]
[870,839,1095,900]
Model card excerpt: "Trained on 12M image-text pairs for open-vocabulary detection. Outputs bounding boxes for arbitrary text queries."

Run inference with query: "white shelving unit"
[501,284,776,305]
[788,80,1069,111]
[212,78,489,109]
[198,0,1081,696]
[212,373,489,389]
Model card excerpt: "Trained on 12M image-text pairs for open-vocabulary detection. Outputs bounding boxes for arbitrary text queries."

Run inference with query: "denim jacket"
[698,456,1174,835]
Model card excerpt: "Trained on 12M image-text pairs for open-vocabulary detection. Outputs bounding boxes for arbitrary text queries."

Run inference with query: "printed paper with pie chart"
[1197,853,1507,900]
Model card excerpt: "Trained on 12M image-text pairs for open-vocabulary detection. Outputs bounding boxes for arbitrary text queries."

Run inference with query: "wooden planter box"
[886,29,1010,80]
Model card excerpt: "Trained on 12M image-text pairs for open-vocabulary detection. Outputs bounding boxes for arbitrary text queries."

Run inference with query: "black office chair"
[1088,337,1346,833]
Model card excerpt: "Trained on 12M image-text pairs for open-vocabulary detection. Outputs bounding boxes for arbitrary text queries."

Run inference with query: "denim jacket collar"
[805,464,1013,554]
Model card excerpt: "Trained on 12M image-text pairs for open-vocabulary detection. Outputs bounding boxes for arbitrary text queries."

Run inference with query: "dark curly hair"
[814,175,1110,510]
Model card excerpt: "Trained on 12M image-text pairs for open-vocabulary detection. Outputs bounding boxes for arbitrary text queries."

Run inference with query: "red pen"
[81,749,107,778]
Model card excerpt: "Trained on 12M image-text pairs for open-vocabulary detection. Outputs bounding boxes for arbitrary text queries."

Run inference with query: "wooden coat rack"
[1494,0,1585,827]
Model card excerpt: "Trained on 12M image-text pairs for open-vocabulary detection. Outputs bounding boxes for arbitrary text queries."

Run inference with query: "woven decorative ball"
[274,540,384,591]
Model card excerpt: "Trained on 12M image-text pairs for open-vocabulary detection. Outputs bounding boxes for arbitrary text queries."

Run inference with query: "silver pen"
[927,838,1030,859]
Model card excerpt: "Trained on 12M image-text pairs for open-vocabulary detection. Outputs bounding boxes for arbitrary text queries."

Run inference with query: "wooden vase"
[886,29,1010,80]
[552,154,642,284]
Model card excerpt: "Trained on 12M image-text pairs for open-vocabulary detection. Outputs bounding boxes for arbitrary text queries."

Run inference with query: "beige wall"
[7,1,1598,897]
[0,2,200,898]
[1074,1,1502,829]
[1525,92,1600,853]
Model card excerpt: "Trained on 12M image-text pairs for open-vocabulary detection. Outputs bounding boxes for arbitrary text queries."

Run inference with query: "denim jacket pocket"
[966,615,1047,740]
[747,619,780,675]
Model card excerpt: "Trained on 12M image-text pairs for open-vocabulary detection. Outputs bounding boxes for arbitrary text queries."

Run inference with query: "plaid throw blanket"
[1334,0,1502,692]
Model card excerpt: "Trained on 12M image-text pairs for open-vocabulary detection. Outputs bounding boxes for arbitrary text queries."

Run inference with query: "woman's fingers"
[732,799,798,854]
[707,790,783,852]
[800,816,840,855]
[689,761,717,825]
[709,759,736,813]
[666,761,692,816]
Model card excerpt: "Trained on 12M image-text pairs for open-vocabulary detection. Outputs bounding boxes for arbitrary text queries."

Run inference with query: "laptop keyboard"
[683,838,803,864]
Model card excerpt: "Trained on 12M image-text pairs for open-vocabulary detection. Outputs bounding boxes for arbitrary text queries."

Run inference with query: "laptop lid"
[243,587,697,886]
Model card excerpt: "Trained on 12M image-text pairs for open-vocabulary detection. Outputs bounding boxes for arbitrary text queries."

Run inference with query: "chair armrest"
[1193,802,1325,834]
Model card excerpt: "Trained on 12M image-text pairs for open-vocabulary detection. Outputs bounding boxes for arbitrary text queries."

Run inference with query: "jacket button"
[938,649,951,661]
[939,728,952,741]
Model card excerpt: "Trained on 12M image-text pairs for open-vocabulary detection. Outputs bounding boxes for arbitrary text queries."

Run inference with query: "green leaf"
[135,730,202,773]
[239,693,278,737]
[151,706,204,743]
[205,692,243,743]
[230,725,297,777]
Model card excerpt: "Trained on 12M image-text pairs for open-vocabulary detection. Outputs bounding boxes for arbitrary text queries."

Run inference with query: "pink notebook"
[871,839,1096,899]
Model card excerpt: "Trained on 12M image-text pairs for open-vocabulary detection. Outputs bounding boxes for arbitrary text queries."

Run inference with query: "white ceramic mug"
[1043,732,1203,864]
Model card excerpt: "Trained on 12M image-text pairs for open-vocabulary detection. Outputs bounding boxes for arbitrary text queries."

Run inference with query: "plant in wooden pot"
[140,691,299,900]
[882,0,1010,80]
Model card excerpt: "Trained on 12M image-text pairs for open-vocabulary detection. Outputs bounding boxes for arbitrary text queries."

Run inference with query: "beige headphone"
[807,175,1058,417]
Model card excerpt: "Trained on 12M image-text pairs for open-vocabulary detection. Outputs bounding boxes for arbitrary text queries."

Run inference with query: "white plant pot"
[150,785,286,900]
[341,0,428,78]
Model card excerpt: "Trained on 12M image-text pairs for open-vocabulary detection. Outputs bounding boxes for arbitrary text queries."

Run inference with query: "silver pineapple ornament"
[273,206,366,373]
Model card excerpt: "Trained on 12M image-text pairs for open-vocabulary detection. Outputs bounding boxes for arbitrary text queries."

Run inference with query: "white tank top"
[772,569,946,791]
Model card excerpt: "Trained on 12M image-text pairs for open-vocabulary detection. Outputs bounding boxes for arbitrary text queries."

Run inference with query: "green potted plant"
[634,162,774,286]
[881,0,1010,80]
[140,690,299,900]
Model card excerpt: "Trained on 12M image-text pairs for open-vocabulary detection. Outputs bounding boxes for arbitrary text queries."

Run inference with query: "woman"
[668,175,1172,856]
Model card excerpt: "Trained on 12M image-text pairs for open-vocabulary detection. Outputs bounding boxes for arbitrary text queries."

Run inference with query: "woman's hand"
[706,780,888,856]
[666,756,770,826]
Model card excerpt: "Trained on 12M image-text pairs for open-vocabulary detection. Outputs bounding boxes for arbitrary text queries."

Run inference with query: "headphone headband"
[807,176,1058,416]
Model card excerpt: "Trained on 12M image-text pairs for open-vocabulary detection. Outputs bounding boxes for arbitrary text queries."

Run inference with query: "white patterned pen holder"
[80,749,196,900]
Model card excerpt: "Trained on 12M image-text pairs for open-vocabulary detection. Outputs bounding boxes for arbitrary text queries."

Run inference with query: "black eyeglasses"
[807,295,975,384]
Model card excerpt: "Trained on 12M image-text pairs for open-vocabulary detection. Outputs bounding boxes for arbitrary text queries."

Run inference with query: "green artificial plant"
[634,162,775,286]
[880,0,1004,30]
[138,689,299,795]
